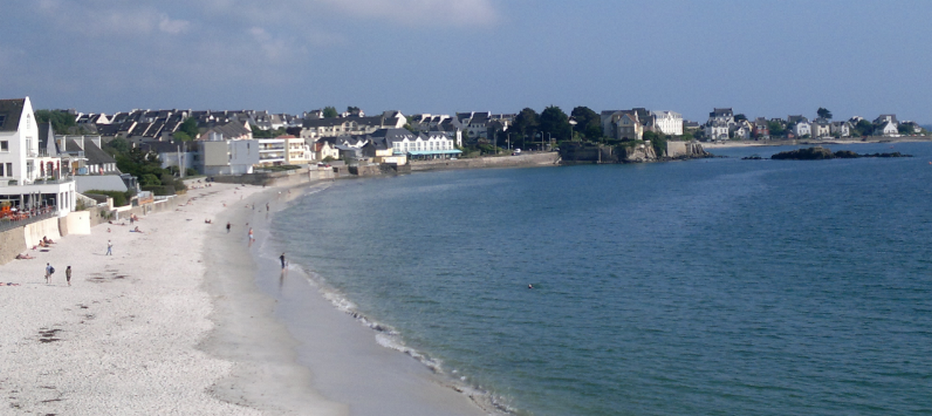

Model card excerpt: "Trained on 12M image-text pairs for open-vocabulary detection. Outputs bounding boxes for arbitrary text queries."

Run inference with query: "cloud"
[159,15,191,34]
[33,1,190,37]
[314,0,500,27]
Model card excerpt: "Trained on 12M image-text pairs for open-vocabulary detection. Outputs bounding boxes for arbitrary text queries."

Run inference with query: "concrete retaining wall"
[0,227,27,265]
[61,211,91,235]
[410,152,560,172]
[23,218,62,248]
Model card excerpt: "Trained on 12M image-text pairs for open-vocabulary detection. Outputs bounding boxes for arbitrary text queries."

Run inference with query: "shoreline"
[191,180,497,415]
[0,180,492,415]
[699,135,932,149]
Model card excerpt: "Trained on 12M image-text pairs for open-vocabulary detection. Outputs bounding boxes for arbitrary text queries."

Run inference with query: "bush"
[86,190,134,207]
[142,185,176,196]
[263,164,301,172]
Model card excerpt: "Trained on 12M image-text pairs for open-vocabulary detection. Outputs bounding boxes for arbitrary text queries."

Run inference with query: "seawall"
[410,152,560,172]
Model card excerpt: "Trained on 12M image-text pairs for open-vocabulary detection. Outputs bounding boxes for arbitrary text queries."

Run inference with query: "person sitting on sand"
[38,239,48,248]
[205,219,212,224]
[42,236,54,245]
[132,226,143,233]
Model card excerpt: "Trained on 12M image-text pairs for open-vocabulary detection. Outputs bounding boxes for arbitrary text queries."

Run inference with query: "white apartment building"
[651,111,684,136]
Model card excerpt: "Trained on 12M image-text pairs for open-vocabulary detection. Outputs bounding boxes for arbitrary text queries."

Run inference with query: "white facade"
[876,121,899,137]
[704,124,729,141]
[257,138,286,166]
[390,132,457,154]
[651,111,684,136]
[812,122,831,138]
[793,121,811,137]
[830,121,852,137]
[0,97,76,217]
[284,137,312,165]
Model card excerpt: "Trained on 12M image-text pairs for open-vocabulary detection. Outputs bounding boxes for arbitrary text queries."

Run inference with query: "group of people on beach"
[43,262,71,286]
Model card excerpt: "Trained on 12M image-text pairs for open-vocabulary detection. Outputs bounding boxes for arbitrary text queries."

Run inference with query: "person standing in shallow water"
[279,253,286,269]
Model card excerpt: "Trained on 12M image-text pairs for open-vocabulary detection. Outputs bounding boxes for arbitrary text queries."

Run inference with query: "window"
[0,140,7,151]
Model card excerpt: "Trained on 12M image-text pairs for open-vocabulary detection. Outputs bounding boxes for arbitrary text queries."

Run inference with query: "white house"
[792,120,812,137]
[875,121,899,137]
[704,123,730,141]
[811,120,831,138]
[708,108,735,126]
[0,97,76,218]
[731,120,752,140]
[651,111,684,136]
[830,121,852,137]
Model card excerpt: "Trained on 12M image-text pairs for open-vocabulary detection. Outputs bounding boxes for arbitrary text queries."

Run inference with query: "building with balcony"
[0,97,76,220]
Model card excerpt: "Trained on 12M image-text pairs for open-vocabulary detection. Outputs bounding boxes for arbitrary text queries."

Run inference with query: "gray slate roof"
[0,98,25,132]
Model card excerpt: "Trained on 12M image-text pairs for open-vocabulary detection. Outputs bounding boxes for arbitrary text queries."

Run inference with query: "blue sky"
[2,0,930,123]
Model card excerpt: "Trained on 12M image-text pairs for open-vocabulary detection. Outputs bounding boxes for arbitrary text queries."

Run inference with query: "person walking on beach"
[226,222,231,233]
[65,266,72,286]
[45,263,53,284]
[279,253,286,269]
[106,240,113,256]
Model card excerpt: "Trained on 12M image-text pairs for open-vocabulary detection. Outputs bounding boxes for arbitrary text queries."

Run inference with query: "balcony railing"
[0,208,56,233]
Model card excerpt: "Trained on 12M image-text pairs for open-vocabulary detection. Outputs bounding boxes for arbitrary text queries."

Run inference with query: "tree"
[34,109,76,133]
[539,106,572,143]
[178,117,198,138]
[854,119,873,137]
[103,137,130,156]
[323,106,338,118]
[817,107,833,120]
[571,106,602,142]
[734,114,748,122]
[642,131,667,157]
[509,108,540,149]
[767,121,786,137]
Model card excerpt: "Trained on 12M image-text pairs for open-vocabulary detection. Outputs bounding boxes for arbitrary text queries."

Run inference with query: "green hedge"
[85,190,134,207]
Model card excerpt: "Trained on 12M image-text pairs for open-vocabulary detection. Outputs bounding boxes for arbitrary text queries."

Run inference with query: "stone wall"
[210,167,334,187]
[410,152,560,172]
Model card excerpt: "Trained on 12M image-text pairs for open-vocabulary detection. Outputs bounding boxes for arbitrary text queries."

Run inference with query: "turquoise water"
[272,142,932,415]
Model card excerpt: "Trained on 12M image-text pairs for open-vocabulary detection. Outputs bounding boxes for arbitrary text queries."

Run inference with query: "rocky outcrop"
[559,141,711,164]
[770,146,912,160]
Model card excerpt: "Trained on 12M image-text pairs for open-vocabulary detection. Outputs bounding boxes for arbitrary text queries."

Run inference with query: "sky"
[2,0,930,123]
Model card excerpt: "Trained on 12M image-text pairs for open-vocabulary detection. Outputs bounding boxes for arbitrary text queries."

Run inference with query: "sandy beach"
[0,181,489,415]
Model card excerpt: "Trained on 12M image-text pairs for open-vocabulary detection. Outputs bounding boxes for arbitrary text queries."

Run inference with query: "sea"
[269,141,932,416]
